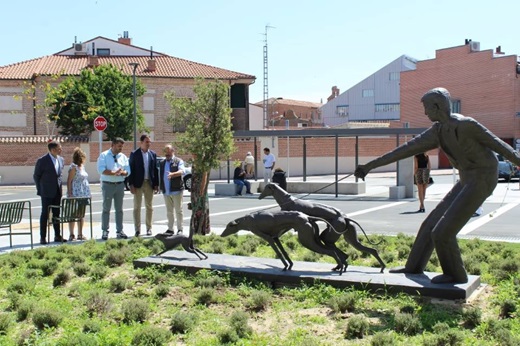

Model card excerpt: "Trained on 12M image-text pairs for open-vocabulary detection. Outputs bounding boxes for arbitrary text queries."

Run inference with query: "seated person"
[272,167,287,191]
[233,165,252,195]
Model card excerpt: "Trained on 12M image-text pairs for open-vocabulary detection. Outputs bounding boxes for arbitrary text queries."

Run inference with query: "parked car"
[496,155,520,181]
[156,157,193,191]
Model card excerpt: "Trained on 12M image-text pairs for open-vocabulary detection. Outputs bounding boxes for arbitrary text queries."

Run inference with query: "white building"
[320,55,417,127]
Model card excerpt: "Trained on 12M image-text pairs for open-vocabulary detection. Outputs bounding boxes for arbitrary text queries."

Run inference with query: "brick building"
[254,97,323,129]
[399,41,520,166]
[0,33,256,139]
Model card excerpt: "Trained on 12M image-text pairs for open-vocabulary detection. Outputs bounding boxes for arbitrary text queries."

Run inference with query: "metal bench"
[48,197,93,242]
[0,200,33,249]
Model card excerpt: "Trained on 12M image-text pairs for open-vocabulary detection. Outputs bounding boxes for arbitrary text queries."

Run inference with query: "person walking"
[244,151,255,178]
[97,137,130,240]
[160,145,185,235]
[262,147,276,183]
[33,140,65,244]
[414,152,430,213]
[233,163,253,196]
[128,134,159,237]
[66,147,91,241]
[355,87,520,284]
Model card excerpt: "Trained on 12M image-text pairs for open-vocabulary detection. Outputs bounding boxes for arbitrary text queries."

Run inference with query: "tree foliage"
[165,78,236,234]
[45,64,146,139]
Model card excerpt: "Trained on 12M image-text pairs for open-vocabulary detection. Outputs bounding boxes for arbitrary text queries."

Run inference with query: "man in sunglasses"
[97,137,131,240]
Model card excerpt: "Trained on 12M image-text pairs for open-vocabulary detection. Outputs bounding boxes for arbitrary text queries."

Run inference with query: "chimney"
[495,46,505,55]
[147,59,156,72]
[118,30,132,45]
[87,56,99,67]
[327,86,340,102]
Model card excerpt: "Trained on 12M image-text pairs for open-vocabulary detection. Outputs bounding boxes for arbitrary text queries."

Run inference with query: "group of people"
[233,147,287,195]
[33,135,187,244]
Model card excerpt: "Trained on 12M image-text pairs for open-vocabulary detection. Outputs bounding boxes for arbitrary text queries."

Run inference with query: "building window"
[375,103,400,112]
[96,48,110,56]
[336,105,349,117]
[451,99,461,113]
[389,72,400,81]
[362,89,374,98]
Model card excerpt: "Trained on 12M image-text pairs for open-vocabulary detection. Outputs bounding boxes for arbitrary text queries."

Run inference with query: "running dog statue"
[222,210,346,272]
[259,183,385,272]
[155,232,208,260]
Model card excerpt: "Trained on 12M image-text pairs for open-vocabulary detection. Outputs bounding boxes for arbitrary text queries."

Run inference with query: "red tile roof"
[0,55,255,81]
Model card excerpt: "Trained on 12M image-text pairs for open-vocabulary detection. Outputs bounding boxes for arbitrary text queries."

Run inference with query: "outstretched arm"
[355,127,439,179]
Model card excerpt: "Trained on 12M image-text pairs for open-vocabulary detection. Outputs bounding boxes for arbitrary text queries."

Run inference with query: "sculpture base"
[133,251,481,300]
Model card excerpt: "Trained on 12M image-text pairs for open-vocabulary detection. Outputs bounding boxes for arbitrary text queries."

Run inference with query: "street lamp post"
[129,62,139,149]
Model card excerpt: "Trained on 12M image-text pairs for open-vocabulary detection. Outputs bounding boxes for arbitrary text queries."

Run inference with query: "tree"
[165,78,235,235]
[45,64,146,139]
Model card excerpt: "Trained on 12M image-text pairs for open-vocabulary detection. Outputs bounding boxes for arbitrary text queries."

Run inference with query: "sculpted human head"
[421,87,451,122]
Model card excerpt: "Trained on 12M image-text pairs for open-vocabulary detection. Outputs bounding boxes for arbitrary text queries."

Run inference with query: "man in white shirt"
[262,147,276,183]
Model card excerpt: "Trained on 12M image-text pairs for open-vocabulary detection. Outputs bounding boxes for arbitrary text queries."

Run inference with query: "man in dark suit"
[33,140,65,244]
[128,134,159,237]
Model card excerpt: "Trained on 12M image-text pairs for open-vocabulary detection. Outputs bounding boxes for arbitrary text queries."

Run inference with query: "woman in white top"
[66,147,91,241]
[244,151,255,177]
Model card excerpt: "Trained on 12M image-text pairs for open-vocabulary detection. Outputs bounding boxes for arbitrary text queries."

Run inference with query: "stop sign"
[93,116,107,131]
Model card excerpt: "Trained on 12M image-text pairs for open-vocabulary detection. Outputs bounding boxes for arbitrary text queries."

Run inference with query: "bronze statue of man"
[355,87,520,284]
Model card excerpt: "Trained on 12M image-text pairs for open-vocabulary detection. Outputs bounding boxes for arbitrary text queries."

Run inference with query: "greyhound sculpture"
[222,210,346,272]
[259,183,385,273]
[155,232,208,260]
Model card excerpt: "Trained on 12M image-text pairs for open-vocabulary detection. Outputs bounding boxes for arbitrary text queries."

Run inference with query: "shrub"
[218,329,239,344]
[229,311,253,339]
[399,305,416,314]
[499,299,516,319]
[6,292,21,310]
[396,245,410,260]
[32,307,63,329]
[246,290,271,311]
[16,301,34,322]
[122,298,150,324]
[194,275,223,288]
[154,283,170,299]
[328,293,357,313]
[82,319,102,334]
[73,263,90,277]
[25,268,42,279]
[89,265,108,280]
[302,251,320,262]
[85,292,113,316]
[170,311,196,334]
[394,312,421,336]
[109,275,129,293]
[56,333,98,346]
[370,331,397,346]
[423,329,464,346]
[131,325,171,346]
[345,314,369,339]
[195,288,216,306]
[225,235,238,248]
[53,270,72,287]
[0,312,13,335]
[40,260,58,277]
[7,280,33,294]
[105,248,129,267]
[462,306,482,328]
[283,236,299,251]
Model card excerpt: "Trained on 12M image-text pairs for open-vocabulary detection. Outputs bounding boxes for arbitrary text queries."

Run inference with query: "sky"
[1,1,519,104]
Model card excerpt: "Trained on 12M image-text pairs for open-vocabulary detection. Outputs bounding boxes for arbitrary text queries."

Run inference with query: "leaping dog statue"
[222,210,346,272]
[259,183,385,273]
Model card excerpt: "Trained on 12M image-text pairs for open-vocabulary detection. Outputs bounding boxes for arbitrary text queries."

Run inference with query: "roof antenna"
[150,46,153,59]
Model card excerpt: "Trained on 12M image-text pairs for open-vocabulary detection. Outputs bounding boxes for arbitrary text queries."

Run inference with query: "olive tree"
[165,78,235,235]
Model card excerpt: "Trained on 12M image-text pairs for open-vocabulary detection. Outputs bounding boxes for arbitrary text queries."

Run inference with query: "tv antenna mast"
[262,25,275,129]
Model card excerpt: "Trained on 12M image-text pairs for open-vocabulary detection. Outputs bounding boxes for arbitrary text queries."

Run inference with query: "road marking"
[459,202,520,235]
[347,201,409,217]
[155,204,279,223]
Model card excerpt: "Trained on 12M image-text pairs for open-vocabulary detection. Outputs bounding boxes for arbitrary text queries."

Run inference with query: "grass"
[0,234,519,345]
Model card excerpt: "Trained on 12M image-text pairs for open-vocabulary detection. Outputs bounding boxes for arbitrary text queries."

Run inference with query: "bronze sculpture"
[355,87,520,284]
[259,183,385,272]
[155,232,208,260]
[222,210,346,272]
